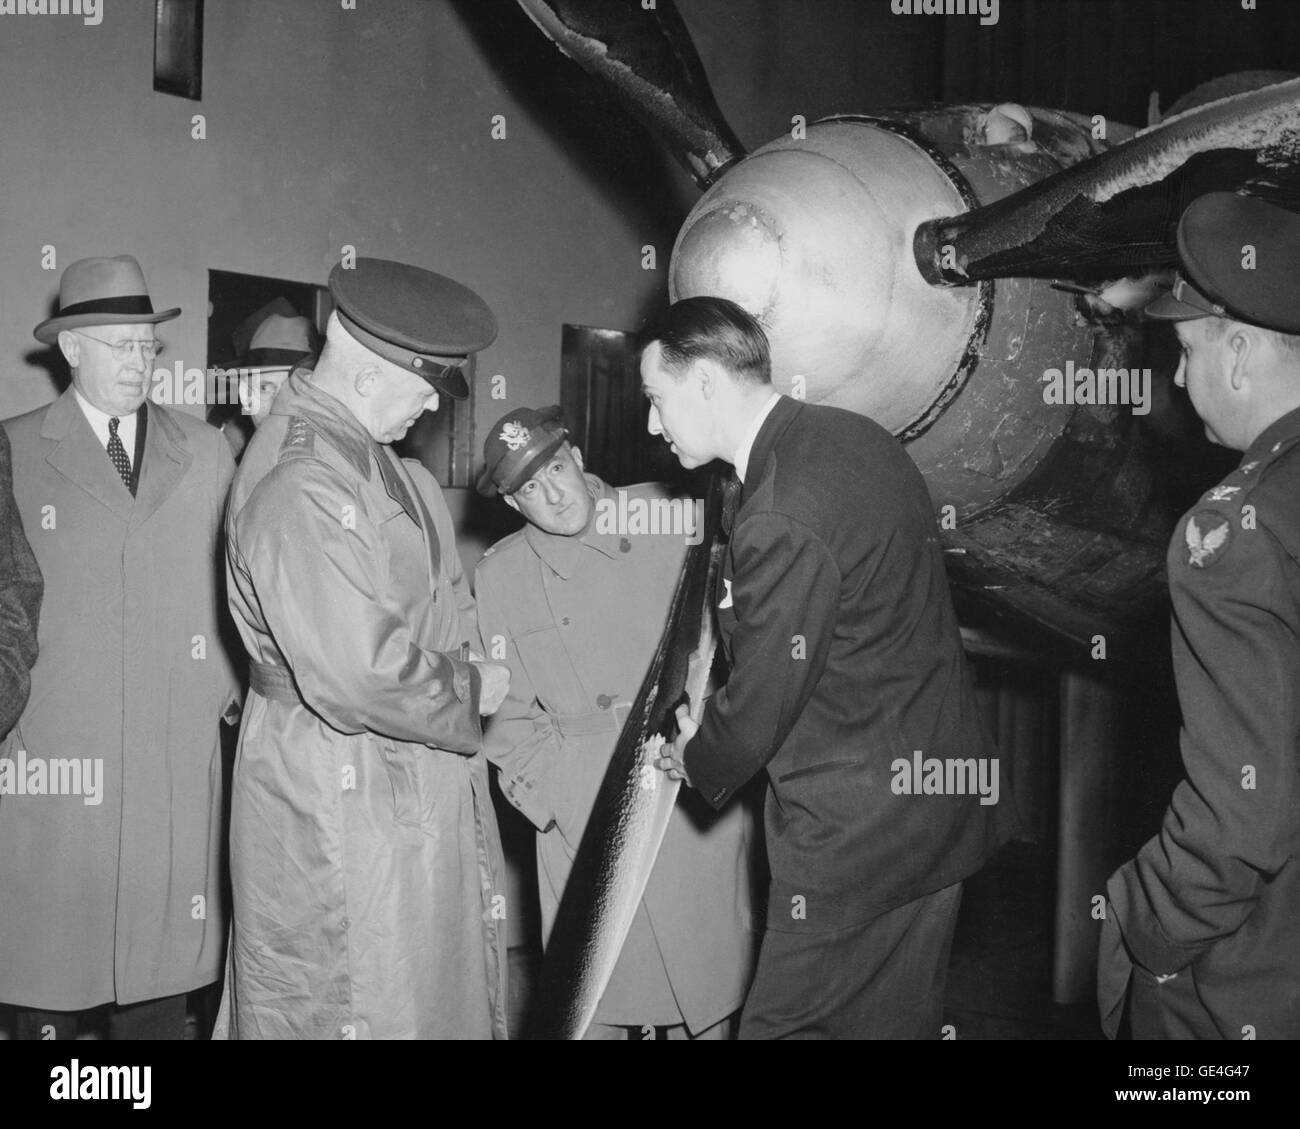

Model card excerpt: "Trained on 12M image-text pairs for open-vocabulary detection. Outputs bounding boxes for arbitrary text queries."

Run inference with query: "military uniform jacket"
[1,391,238,1009]
[476,476,757,1031]
[1101,406,1300,1040]
[684,396,1010,931]
[216,372,507,1040]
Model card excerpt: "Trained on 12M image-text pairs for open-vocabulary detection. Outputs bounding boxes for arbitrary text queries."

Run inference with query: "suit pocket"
[776,758,861,784]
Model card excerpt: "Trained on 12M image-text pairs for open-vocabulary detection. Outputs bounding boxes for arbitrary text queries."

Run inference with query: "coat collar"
[524,473,627,580]
[41,388,191,526]
[738,393,802,508]
[272,371,420,524]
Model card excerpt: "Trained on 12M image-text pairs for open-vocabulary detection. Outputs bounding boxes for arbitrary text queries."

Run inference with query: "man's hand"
[654,704,698,786]
[473,660,511,717]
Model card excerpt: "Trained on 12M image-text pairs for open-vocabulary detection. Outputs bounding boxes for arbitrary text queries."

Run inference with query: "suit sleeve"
[1108,514,1299,975]
[684,511,841,809]
[475,561,563,831]
[0,427,42,737]
[239,459,483,751]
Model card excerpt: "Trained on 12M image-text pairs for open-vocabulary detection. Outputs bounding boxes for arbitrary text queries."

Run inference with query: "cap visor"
[427,370,470,399]
[1143,292,1213,322]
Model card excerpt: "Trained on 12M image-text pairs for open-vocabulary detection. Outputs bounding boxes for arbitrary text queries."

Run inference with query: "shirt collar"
[733,391,782,483]
[74,387,138,428]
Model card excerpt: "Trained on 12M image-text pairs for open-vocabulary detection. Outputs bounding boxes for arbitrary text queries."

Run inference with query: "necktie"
[107,417,133,493]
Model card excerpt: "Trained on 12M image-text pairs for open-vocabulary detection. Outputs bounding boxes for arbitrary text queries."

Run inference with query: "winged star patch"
[500,422,530,451]
[1185,511,1232,568]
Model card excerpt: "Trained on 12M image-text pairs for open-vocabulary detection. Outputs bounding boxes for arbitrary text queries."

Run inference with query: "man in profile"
[650,296,1008,1039]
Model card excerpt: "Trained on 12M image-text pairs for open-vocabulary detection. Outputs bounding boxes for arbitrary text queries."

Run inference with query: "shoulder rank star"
[1205,485,1240,502]
[1186,512,1231,568]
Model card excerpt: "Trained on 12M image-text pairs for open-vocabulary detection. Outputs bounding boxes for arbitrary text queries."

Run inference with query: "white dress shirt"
[74,388,138,468]
[733,391,782,483]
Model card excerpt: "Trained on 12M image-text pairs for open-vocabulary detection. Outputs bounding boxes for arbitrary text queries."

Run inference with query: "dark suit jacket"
[684,396,1009,929]
[0,424,42,736]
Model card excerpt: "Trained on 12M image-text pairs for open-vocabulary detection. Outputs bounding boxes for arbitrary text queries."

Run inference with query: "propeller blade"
[916,78,1300,285]
[515,0,745,188]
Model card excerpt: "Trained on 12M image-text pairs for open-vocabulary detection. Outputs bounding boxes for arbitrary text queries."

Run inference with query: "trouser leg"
[739,882,964,1039]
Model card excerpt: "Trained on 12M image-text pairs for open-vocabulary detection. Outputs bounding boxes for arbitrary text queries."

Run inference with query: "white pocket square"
[719,578,734,609]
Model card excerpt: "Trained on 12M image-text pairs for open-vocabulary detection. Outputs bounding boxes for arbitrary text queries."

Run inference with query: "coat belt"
[551,704,630,738]
[248,659,300,704]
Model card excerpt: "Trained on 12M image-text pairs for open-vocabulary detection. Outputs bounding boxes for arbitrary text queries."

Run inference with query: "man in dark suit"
[0,425,41,737]
[650,296,1008,1039]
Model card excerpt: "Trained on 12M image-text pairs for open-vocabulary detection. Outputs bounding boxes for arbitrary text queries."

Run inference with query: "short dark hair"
[640,296,772,385]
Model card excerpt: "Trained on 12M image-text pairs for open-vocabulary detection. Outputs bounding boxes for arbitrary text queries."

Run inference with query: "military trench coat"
[216,373,507,1040]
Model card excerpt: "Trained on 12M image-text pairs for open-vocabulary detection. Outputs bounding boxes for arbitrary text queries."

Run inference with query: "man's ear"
[56,331,80,369]
[503,493,520,514]
[1226,327,1254,392]
[696,359,716,400]
[570,445,584,472]
[353,365,382,397]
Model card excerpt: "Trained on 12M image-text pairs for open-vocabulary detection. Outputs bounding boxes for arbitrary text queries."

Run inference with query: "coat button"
[596,694,613,709]
[562,616,571,626]
[619,538,631,553]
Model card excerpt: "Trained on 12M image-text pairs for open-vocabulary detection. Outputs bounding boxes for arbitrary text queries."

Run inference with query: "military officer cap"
[328,257,497,399]
[477,405,568,497]
[1146,192,1300,334]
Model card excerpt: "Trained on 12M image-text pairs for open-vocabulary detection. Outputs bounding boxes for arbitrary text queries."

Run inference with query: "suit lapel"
[41,388,133,521]
[130,402,192,533]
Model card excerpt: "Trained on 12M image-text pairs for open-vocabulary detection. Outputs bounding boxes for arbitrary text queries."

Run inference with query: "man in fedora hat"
[209,297,321,460]
[216,258,512,1039]
[1098,193,1300,1040]
[474,406,758,1039]
[0,254,241,1039]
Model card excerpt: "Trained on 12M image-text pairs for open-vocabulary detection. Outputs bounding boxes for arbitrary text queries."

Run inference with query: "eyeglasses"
[76,331,163,363]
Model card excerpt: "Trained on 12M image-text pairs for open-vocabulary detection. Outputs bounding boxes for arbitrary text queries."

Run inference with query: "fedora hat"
[219,298,320,372]
[33,255,180,344]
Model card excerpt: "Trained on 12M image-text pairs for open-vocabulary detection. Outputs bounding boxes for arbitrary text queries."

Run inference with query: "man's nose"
[1173,356,1187,389]
[648,405,662,435]
[541,477,564,504]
